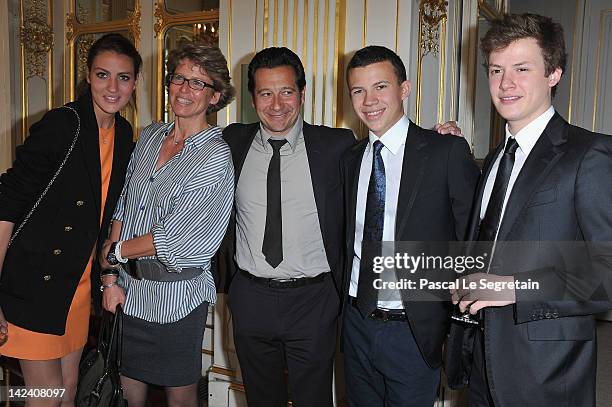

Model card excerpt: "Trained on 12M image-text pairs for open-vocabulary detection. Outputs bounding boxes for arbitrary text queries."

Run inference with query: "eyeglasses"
[167,74,217,91]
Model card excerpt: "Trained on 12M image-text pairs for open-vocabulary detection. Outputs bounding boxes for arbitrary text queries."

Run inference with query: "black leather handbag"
[76,305,127,407]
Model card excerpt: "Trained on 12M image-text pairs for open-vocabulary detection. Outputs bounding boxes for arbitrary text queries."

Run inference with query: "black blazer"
[341,121,479,368]
[0,91,134,335]
[215,121,355,296]
[452,113,612,406]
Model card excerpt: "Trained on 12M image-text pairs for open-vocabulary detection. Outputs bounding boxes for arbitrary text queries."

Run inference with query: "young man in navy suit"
[341,45,479,406]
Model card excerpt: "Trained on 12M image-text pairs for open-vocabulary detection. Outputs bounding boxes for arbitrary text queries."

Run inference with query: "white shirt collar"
[504,105,555,156]
[367,115,410,155]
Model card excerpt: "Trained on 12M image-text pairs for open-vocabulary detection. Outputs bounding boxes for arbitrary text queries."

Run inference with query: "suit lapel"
[466,144,502,241]
[345,139,368,250]
[232,124,259,185]
[395,123,429,240]
[496,114,567,240]
[303,122,328,240]
[77,96,102,217]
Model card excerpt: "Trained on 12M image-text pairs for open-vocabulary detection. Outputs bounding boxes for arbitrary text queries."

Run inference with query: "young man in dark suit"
[449,13,612,407]
[341,45,480,406]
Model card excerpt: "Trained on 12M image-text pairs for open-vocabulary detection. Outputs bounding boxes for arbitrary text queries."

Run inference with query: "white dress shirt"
[349,116,410,310]
[480,105,555,240]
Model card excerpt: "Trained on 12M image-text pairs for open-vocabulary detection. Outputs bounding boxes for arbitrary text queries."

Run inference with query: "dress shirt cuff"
[151,222,181,272]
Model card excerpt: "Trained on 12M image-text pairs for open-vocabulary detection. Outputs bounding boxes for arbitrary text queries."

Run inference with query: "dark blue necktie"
[262,139,287,268]
[356,140,386,317]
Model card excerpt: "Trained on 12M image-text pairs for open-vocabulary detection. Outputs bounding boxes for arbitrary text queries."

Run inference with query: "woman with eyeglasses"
[99,42,235,407]
[0,33,140,406]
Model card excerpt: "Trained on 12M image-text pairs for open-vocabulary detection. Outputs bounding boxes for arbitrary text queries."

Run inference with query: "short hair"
[481,13,567,97]
[166,42,236,114]
[247,47,306,95]
[346,45,407,83]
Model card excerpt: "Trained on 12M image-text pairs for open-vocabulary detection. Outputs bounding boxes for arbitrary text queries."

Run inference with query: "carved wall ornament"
[65,12,74,41]
[154,2,165,38]
[129,6,142,43]
[20,0,54,79]
[77,34,96,83]
[419,0,448,56]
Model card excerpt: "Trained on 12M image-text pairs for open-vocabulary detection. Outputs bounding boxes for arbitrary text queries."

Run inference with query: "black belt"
[125,259,202,282]
[240,269,329,288]
[349,297,407,322]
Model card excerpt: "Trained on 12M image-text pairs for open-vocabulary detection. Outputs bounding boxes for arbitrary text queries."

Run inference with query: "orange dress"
[1,127,115,360]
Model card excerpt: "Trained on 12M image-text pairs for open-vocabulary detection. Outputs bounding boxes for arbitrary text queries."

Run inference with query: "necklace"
[169,129,182,146]
[100,127,113,144]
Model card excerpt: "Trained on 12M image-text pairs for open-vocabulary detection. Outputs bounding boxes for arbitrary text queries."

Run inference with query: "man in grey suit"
[448,13,612,407]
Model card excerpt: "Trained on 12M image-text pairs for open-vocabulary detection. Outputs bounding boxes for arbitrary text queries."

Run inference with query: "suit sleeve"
[447,138,480,240]
[0,109,75,223]
[514,136,612,323]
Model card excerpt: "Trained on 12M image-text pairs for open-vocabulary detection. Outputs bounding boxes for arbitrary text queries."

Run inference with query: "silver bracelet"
[100,281,118,292]
[115,240,128,264]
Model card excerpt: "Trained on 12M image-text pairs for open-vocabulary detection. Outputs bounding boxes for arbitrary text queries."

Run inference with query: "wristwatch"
[107,241,120,266]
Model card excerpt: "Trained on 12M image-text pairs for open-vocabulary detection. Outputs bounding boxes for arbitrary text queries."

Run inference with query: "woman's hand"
[102,284,126,314]
[0,306,8,345]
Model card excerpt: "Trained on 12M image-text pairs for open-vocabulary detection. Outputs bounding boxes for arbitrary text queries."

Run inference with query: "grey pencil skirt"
[120,301,208,387]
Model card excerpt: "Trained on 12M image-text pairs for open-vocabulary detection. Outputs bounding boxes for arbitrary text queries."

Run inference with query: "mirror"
[74,31,137,131]
[472,3,505,159]
[164,0,219,15]
[161,23,220,123]
[75,0,136,24]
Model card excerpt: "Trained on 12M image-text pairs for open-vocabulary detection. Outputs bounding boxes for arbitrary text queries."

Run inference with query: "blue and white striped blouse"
[113,121,234,323]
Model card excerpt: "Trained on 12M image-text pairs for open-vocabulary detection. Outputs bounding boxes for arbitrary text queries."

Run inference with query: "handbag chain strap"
[8,105,81,247]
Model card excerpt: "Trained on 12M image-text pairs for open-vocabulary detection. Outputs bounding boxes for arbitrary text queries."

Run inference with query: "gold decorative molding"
[334,0,346,128]
[154,2,165,38]
[66,1,141,44]
[592,9,612,132]
[567,0,581,124]
[129,6,142,44]
[419,0,448,56]
[76,34,96,83]
[20,16,54,79]
[19,0,53,142]
[66,11,76,42]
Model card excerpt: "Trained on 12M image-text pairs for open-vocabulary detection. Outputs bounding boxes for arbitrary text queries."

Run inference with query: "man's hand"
[450,272,516,314]
[434,121,463,136]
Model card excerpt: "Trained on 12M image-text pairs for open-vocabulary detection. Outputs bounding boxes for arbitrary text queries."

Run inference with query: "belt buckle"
[273,278,297,283]
[380,310,390,322]
[370,308,389,322]
[269,277,298,288]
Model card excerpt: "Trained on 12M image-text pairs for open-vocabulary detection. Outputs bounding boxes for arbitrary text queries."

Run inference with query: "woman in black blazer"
[0,34,141,404]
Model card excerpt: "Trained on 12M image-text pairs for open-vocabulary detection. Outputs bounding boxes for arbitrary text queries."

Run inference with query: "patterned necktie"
[356,140,386,317]
[478,137,519,242]
[262,139,288,268]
